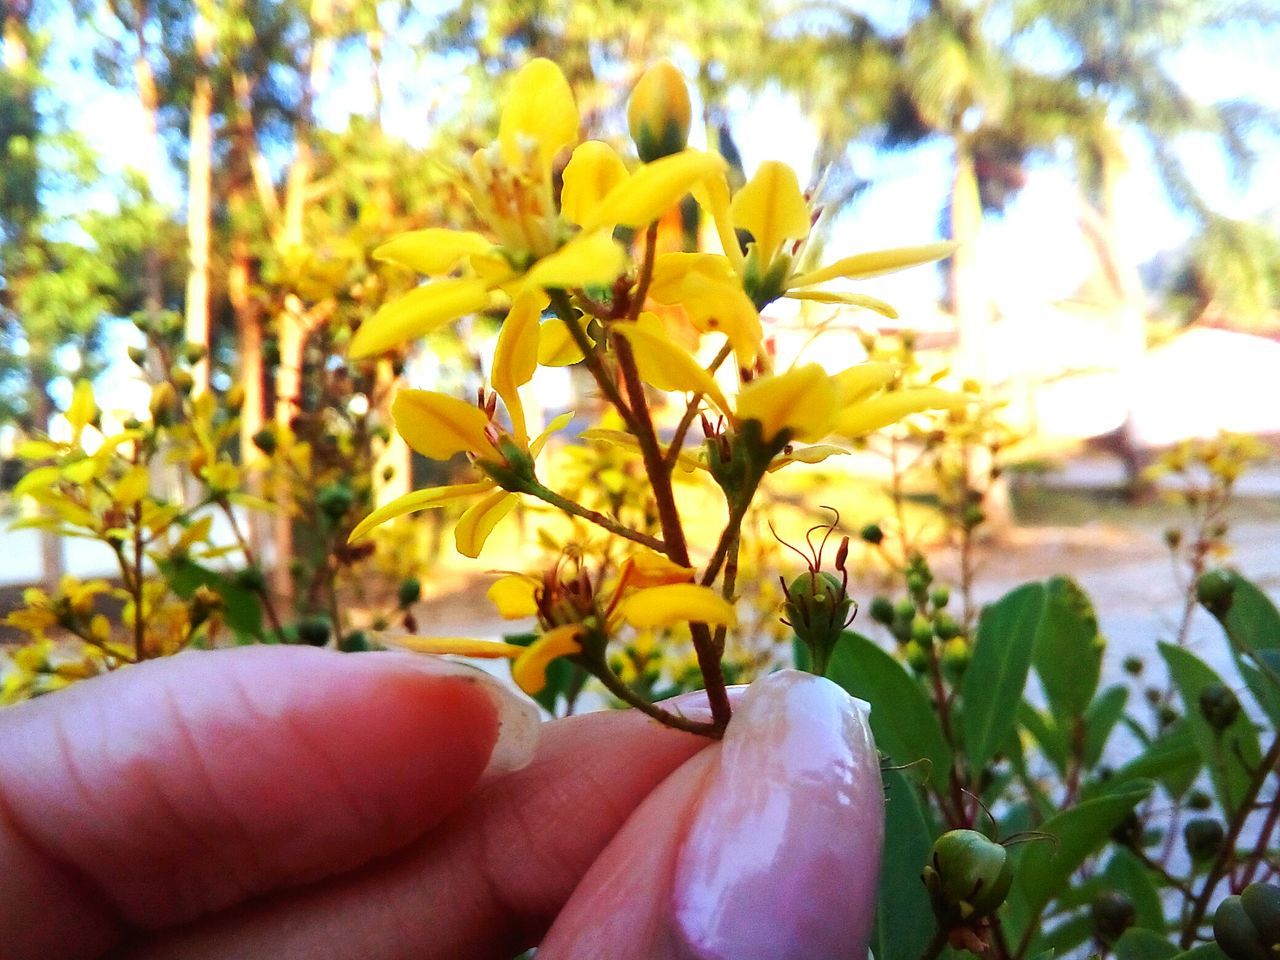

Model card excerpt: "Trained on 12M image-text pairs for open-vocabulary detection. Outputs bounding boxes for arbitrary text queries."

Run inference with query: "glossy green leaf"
[158,557,265,641]
[829,631,954,792]
[1084,721,1199,801]
[1169,944,1229,960]
[1011,780,1153,921]
[963,582,1047,773]
[1160,642,1261,814]
[1018,700,1068,773]
[1104,849,1164,930]
[1114,929,1179,960]
[1083,684,1130,766]
[1217,571,1280,652]
[871,769,936,960]
[1034,576,1103,718]
[1033,914,1093,957]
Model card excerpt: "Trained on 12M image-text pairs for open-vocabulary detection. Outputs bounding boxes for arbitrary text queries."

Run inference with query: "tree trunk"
[184,7,215,394]
[130,14,165,316]
[229,222,267,558]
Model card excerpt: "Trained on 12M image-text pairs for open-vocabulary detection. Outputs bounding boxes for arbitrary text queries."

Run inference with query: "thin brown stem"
[665,341,733,469]
[548,290,634,426]
[221,501,286,638]
[522,479,666,553]
[592,661,721,737]
[628,222,659,324]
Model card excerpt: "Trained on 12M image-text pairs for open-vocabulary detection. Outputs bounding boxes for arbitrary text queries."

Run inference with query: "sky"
[29,0,1280,413]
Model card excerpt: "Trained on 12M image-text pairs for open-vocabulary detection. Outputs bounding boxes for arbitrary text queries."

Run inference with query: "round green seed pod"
[397,577,422,609]
[924,829,1013,926]
[1091,891,1136,945]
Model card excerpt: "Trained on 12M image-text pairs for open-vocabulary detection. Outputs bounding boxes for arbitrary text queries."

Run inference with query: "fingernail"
[374,652,541,778]
[672,670,883,960]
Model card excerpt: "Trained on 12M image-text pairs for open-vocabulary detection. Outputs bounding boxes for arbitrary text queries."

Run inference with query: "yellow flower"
[697,159,956,315]
[349,291,571,557]
[349,58,722,359]
[379,550,734,696]
[628,60,692,162]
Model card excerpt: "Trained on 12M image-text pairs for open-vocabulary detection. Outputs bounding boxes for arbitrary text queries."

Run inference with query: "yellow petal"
[66,380,96,431]
[731,161,811,264]
[493,289,547,445]
[614,550,694,593]
[393,389,492,460]
[349,278,494,358]
[524,232,626,290]
[579,427,705,473]
[616,583,737,629]
[454,489,519,558]
[581,149,725,232]
[649,252,738,300]
[511,624,585,695]
[834,387,967,438]
[561,141,630,228]
[381,635,527,658]
[833,362,901,404]
[372,229,494,276]
[530,411,575,457]
[348,481,495,542]
[538,317,586,366]
[671,271,763,367]
[789,241,958,289]
[114,465,150,508]
[766,443,850,472]
[612,321,731,416]
[735,364,837,444]
[692,172,745,273]
[784,289,900,319]
[498,58,579,173]
[487,574,540,619]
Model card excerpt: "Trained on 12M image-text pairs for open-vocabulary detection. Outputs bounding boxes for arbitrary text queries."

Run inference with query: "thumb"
[539,670,883,959]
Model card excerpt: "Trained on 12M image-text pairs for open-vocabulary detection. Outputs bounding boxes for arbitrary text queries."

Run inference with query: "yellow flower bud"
[149,381,179,425]
[628,60,691,163]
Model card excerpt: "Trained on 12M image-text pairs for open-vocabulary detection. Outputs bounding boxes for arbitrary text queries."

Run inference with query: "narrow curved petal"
[393,389,493,461]
[561,141,630,227]
[498,58,579,173]
[530,411,575,457]
[349,278,494,358]
[834,387,967,438]
[537,317,587,366]
[730,161,811,264]
[347,480,495,542]
[454,489,519,559]
[511,624,585,695]
[616,583,737,630]
[784,289,900,319]
[372,229,493,276]
[579,427,706,473]
[524,231,627,290]
[581,150,725,232]
[789,241,958,289]
[735,364,838,444]
[833,362,900,404]
[766,443,850,472]
[613,550,695,595]
[692,171,744,273]
[612,322,731,417]
[487,574,540,619]
[493,289,548,445]
[377,635,527,658]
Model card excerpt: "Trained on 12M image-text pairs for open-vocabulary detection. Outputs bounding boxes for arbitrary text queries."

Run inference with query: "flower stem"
[521,478,666,553]
[591,659,722,738]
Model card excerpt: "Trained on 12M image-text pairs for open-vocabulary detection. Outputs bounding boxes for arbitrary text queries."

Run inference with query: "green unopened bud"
[1091,891,1136,945]
[184,342,208,365]
[930,586,951,609]
[942,637,969,675]
[316,484,354,520]
[341,630,371,652]
[1110,811,1143,848]
[1123,655,1144,676]
[233,566,267,593]
[869,596,895,626]
[1200,682,1241,732]
[923,829,1013,928]
[397,577,422,609]
[1188,789,1213,811]
[1184,817,1225,862]
[295,616,332,648]
[1197,569,1236,619]
[149,381,179,426]
[904,640,929,673]
[627,60,691,162]
[128,345,148,366]
[860,523,884,545]
[934,611,962,640]
[894,598,917,624]
[172,369,194,395]
[783,571,852,676]
[911,614,933,645]
[252,428,277,455]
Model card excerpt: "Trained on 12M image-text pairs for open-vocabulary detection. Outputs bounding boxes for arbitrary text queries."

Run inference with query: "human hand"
[0,647,881,959]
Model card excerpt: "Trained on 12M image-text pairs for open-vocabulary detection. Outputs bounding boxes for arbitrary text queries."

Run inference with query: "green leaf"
[1018,700,1067,773]
[1084,722,1199,800]
[158,557,265,641]
[963,582,1047,773]
[1169,944,1230,960]
[1033,914,1093,957]
[1114,929,1179,960]
[1218,571,1280,653]
[504,632,576,714]
[1011,780,1153,922]
[1104,849,1164,930]
[1160,642,1261,814]
[1034,577,1103,718]
[1083,684,1130,766]
[828,631,953,792]
[871,769,937,960]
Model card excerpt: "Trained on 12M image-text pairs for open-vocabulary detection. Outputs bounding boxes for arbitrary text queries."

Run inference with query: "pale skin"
[0,646,879,959]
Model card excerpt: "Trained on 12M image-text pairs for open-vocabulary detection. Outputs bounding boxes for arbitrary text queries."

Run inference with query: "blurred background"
[1,0,1277,670]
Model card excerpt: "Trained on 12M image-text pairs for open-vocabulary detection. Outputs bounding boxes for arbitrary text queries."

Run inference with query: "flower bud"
[234,566,267,593]
[1123,655,1144,676]
[316,483,354,520]
[128,345,148,366]
[171,369,194,395]
[1188,789,1213,811]
[1197,569,1236,619]
[1091,891,1136,945]
[225,384,245,412]
[341,630,371,652]
[931,586,951,609]
[397,577,422,609]
[295,616,332,647]
[782,571,853,677]
[860,523,884,545]
[627,60,691,162]
[1199,682,1241,732]
[934,611,962,640]
[923,829,1013,928]
[869,596,895,626]
[149,381,179,425]
[252,428,277,455]
[184,342,208,365]
[1184,817,1224,862]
